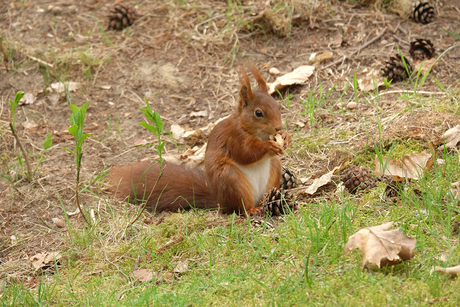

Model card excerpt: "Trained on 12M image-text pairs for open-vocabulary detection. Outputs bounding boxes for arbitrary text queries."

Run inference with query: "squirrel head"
[237,65,283,140]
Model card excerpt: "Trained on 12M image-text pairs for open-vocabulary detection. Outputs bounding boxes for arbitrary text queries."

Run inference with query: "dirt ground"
[1,0,460,277]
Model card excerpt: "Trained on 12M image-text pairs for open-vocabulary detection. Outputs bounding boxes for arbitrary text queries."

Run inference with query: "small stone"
[347,101,357,109]
[269,67,280,75]
[52,6,63,15]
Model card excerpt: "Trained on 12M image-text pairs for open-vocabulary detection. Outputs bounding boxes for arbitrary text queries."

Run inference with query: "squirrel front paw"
[268,140,284,155]
[279,131,292,150]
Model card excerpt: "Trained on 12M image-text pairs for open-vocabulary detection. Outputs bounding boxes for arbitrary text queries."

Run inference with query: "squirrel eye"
[255,110,263,118]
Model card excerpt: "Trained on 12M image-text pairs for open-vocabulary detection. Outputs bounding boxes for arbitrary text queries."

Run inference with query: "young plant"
[61,102,91,226]
[300,89,316,127]
[130,100,166,224]
[9,91,33,181]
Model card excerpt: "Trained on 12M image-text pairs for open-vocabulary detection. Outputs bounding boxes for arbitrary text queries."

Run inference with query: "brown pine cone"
[340,166,375,193]
[409,39,435,62]
[260,187,296,216]
[412,2,435,24]
[280,168,300,190]
[382,54,412,82]
[108,4,137,30]
[339,166,403,197]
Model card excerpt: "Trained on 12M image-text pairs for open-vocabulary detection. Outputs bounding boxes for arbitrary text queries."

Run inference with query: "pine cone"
[339,165,403,197]
[280,168,300,190]
[340,166,375,193]
[108,4,137,30]
[260,187,296,216]
[412,1,435,24]
[382,54,412,82]
[409,39,435,62]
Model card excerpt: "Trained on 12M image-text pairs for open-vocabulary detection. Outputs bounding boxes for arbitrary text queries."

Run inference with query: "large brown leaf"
[437,125,460,150]
[345,222,416,268]
[374,152,433,180]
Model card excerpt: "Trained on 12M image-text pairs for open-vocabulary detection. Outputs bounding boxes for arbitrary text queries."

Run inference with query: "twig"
[27,55,53,68]
[104,252,131,283]
[393,35,410,46]
[156,236,183,255]
[9,123,32,181]
[322,27,387,69]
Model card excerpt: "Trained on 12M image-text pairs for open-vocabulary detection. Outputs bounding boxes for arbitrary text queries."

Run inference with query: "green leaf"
[14,91,25,105]
[157,141,166,153]
[43,133,53,150]
[57,147,75,156]
[139,108,155,123]
[76,133,91,149]
[68,124,78,138]
[80,102,89,123]
[69,103,80,114]
[139,122,157,135]
[153,111,164,133]
[18,153,23,166]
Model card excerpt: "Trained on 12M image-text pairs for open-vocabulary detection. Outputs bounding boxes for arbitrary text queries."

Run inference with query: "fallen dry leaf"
[190,110,208,118]
[374,152,433,180]
[29,252,61,270]
[434,265,460,275]
[267,65,315,94]
[133,137,148,147]
[437,125,460,150]
[304,168,336,195]
[172,261,188,274]
[315,51,333,63]
[331,33,343,48]
[19,92,36,105]
[358,75,385,92]
[22,120,40,130]
[164,144,207,166]
[345,222,416,268]
[133,269,154,282]
[47,81,80,93]
[303,158,349,195]
[414,57,437,76]
[170,115,229,144]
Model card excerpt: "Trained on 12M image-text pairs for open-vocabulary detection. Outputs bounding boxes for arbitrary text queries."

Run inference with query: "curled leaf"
[374,152,433,180]
[345,222,416,268]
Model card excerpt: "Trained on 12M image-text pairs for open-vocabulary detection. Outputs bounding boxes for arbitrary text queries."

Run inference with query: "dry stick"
[129,164,166,225]
[322,27,388,70]
[393,35,410,46]
[9,123,32,181]
[104,252,131,283]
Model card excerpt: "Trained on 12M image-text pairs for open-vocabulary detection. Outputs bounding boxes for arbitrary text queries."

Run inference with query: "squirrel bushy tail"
[109,162,217,212]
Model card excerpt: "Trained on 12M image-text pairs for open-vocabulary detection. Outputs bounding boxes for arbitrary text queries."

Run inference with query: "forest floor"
[1,0,460,305]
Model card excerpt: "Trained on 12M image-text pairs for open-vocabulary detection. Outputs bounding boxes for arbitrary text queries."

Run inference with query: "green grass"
[2,151,460,306]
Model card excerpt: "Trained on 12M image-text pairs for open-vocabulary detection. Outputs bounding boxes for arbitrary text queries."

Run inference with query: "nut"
[270,134,284,147]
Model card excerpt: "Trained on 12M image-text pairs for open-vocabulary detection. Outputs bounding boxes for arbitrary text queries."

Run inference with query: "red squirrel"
[110,65,291,215]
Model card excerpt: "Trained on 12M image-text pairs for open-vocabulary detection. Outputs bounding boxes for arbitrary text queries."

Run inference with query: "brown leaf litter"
[345,222,416,268]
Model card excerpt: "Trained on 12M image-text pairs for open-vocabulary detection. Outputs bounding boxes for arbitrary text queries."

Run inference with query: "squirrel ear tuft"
[248,65,268,94]
[238,67,254,108]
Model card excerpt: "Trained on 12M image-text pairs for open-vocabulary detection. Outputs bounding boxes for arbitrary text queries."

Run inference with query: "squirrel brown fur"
[109,65,292,215]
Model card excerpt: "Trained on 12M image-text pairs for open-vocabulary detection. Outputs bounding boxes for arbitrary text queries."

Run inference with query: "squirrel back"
[109,65,290,215]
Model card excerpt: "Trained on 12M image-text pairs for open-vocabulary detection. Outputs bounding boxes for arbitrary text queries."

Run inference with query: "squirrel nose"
[275,126,283,132]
